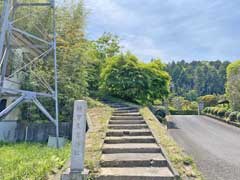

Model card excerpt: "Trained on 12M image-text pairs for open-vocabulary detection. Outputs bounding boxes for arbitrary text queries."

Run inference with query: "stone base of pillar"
[61,168,89,180]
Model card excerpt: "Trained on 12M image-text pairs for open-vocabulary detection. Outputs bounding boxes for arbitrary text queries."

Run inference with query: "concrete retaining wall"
[0,121,72,142]
[0,121,18,142]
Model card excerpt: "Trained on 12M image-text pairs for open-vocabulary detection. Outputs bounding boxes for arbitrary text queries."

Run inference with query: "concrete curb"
[143,108,180,180]
[203,114,240,128]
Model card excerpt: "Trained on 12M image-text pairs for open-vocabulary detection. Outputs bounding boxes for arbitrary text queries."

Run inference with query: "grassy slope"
[0,143,70,180]
[0,99,112,180]
[84,105,112,179]
[140,107,204,180]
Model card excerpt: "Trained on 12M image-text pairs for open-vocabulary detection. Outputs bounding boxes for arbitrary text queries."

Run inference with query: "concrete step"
[102,143,162,154]
[111,116,143,120]
[116,107,138,111]
[112,112,141,116]
[104,136,155,144]
[101,153,167,167]
[110,105,128,108]
[108,124,148,129]
[114,109,139,113]
[106,129,152,137]
[109,120,146,124]
[97,167,174,180]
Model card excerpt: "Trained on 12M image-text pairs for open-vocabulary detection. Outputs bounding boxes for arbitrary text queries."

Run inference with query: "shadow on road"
[167,121,179,129]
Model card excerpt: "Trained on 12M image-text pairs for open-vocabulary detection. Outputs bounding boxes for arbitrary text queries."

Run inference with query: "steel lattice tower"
[0,0,59,146]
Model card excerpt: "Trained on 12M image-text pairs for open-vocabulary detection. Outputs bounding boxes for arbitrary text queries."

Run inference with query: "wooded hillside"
[167,60,230,100]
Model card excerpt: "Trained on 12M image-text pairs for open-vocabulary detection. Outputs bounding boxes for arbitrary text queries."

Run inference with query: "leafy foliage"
[198,95,218,107]
[85,33,121,93]
[226,60,240,111]
[229,111,238,122]
[169,96,198,111]
[100,53,170,104]
[167,60,230,99]
[21,1,88,122]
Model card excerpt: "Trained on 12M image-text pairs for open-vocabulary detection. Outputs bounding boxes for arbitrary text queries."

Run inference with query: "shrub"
[226,60,240,111]
[229,111,239,122]
[198,95,218,107]
[155,107,167,118]
[202,107,208,113]
[210,107,216,115]
[213,107,220,116]
[237,112,240,122]
[207,107,219,116]
[217,108,227,118]
[208,107,213,114]
[225,111,232,118]
[170,110,198,115]
[100,53,170,104]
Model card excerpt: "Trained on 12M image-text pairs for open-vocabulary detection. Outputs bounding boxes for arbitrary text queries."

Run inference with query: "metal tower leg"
[0,0,59,147]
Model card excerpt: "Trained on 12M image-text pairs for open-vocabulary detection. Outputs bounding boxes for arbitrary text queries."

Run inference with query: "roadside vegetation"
[140,107,203,180]
[0,143,70,180]
[201,60,240,124]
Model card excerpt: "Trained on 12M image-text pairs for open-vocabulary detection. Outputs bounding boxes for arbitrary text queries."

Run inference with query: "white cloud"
[121,34,168,62]
[85,0,140,28]
[85,0,240,62]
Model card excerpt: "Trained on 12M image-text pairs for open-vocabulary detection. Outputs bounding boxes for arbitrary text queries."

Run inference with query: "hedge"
[217,108,227,118]
[237,112,240,121]
[170,110,198,115]
[203,107,240,123]
[229,111,238,122]
[225,111,232,118]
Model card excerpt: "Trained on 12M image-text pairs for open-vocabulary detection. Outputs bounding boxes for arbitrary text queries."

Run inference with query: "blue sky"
[85,0,240,63]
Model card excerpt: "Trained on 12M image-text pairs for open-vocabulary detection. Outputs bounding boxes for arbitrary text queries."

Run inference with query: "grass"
[140,107,204,180]
[84,105,112,179]
[0,142,70,180]
[0,97,111,180]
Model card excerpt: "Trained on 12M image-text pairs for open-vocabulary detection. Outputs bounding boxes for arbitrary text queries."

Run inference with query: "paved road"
[168,115,240,180]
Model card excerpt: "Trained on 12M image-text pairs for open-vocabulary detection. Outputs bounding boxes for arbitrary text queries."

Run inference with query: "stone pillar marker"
[61,100,88,180]
[71,100,87,172]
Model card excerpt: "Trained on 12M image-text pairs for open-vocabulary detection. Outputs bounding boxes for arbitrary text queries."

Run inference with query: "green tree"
[21,1,88,121]
[167,60,229,98]
[100,53,170,104]
[85,33,121,93]
[226,60,240,111]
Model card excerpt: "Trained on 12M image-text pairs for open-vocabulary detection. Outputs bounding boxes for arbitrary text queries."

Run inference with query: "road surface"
[168,115,240,180]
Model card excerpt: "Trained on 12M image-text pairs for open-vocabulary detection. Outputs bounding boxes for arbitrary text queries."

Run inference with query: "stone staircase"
[97,102,178,180]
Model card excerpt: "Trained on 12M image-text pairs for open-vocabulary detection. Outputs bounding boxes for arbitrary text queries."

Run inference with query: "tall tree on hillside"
[226,60,240,111]
[21,0,89,121]
[167,60,230,99]
[86,33,121,93]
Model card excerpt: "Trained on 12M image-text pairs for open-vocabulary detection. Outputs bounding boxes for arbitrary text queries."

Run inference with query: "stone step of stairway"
[108,124,148,129]
[101,153,167,167]
[111,116,143,120]
[109,120,146,124]
[97,167,174,180]
[106,129,152,137]
[112,112,141,116]
[104,136,155,144]
[102,143,162,154]
[111,105,129,108]
[116,107,138,111]
[114,109,139,113]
